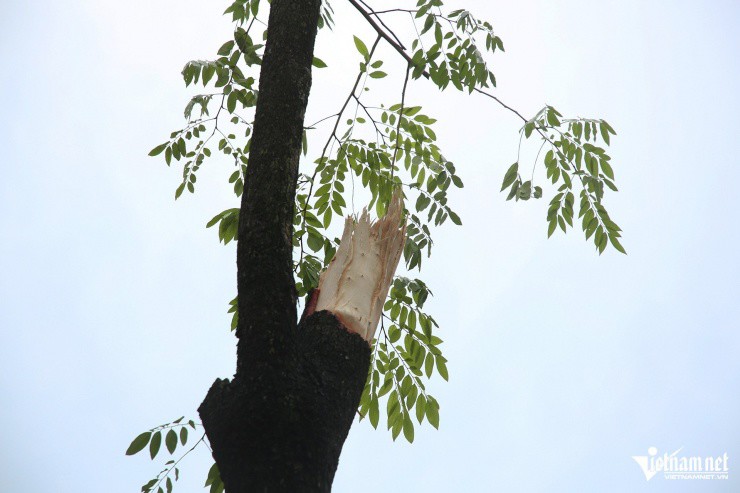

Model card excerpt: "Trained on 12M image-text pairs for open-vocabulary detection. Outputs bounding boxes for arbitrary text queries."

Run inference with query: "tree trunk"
[198,1,373,491]
[199,311,371,491]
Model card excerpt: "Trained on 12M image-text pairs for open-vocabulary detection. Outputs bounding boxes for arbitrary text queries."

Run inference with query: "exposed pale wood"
[316,192,407,341]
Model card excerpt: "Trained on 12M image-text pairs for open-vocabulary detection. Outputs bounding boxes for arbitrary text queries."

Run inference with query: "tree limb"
[235,0,322,374]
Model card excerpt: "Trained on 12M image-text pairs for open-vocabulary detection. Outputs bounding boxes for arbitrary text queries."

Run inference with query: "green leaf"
[391,419,402,440]
[322,209,332,229]
[506,180,520,201]
[202,64,216,86]
[353,36,369,60]
[206,213,223,228]
[165,429,177,454]
[501,162,519,191]
[403,415,415,443]
[424,353,434,377]
[369,397,379,429]
[125,432,151,456]
[206,463,217,485]
[312,57,327,68]
[524,122,534,138]
[401,106,421,116]
[599,122,611,145]
[415,194,431,212]
[306,231,323,252]
[149,143,168,157]
[369,71,387,79]
[448,210,462,226]
[436,358,449,381]
[149,431,162,459]
[426,401,440,429]
[141,479,158,492]
[180,426,188,446]
[217,40,234,56]
[518,180,532,200]
[227,91,237,113]
[387,390,400,418]
[388,324,401,343]
[609,234,627,254]
[378,377,393,397]
[601,160,615,180]
[415,395,426,423]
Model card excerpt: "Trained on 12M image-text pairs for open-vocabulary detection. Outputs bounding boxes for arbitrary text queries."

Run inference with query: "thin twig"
[357,0,407,49]
[352,95,388,145]
[305,112,341,129]
[150,433,207,493]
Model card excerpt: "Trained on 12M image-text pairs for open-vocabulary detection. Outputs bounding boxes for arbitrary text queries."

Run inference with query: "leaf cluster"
[500,106,625,254]
[407,1,504,92]
[125,417,199,493]
[357,277,447,442]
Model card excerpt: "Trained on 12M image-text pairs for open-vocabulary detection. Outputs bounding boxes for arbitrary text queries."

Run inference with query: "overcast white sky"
[1,1,738,492]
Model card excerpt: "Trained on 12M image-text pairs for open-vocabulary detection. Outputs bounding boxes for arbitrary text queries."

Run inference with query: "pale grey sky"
[1,1,738,492]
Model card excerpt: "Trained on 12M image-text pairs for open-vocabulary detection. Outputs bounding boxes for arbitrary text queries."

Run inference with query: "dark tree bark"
[198,1,372,491]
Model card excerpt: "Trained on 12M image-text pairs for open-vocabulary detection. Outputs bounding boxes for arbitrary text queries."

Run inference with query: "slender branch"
[352,95,389,145]
[473,88,529,123]
[348,0,418,69]
[370,8,417,15]
[357,0,407,49]
[531,138,547,181]
[230,112,254,127]
[372,7,457,28]
[408,11,425,53]
[150,434,207,493]
[305,112,341,129]
[515,127,524,164]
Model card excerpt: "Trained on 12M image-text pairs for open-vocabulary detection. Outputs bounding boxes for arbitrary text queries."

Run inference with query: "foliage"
[500,106,624,254]
[131,0,624,488]
[125,417,223,493]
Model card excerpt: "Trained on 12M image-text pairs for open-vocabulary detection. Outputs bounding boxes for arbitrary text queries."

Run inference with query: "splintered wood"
[315,192,407,342]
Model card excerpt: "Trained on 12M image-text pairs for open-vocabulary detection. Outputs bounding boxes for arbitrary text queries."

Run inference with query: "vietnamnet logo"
[632,446,730,481]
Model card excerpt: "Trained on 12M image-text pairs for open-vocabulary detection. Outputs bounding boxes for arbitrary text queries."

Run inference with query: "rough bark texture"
[233,0,318,373]
[199,312,370,492]
[198,1,372,491]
